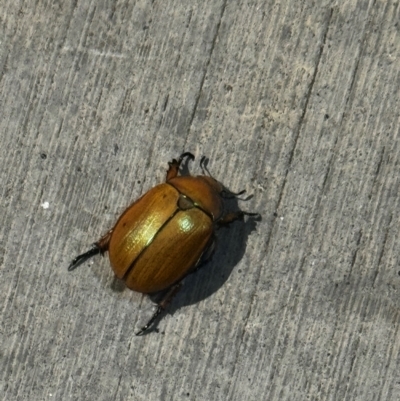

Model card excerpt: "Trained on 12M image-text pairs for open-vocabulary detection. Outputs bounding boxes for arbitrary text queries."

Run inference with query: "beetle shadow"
[164,198,261,319]
[179,153,194,176]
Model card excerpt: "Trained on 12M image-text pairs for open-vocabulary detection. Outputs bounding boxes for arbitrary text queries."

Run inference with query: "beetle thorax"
[199,176,224,193]
[168,175,223,220]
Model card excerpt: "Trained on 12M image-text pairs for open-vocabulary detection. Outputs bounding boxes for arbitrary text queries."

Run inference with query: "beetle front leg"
[136,282,183,336]
[217,211,259,227]
[68,230,112,271]
[166,152,195,181]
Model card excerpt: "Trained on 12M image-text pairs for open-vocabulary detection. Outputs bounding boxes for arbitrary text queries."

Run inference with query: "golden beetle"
[68,152,257,335]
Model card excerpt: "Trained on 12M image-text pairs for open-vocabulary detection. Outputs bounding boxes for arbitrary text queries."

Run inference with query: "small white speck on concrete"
[41,201,50,209]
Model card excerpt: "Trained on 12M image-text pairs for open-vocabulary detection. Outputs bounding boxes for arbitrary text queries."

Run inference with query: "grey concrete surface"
[1,1,400,400]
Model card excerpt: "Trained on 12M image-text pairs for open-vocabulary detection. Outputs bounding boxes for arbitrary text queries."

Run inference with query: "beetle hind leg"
[166,152,195,180]
[136,282,183,335]
[68,246,101,271]
[135,305,163,336]
[68,230,112,271]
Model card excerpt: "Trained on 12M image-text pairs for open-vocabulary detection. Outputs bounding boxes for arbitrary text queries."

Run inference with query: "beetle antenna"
[200,156,214,177]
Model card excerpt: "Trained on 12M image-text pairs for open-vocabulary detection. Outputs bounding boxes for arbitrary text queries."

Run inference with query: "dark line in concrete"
[113,373,123,401]
[348,333,360,373]
[375,146,385,177]
[186,9,193,26]
[349,230,363,276]
[321,157,333,192]
[370,145,386,192]
[373,213,392,287]
[0,50,10,89]
[163,94,169,112]
[229,11,335,384]
[299,9,333,131]
[344,55,361,109]
[120,88,130,114]
[341,0,376,117]
[186,0,228,134]
[309,145,335,233]
[275,8,333,213]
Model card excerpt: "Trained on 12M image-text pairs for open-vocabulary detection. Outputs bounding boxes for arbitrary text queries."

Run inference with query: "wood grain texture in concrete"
[1,0,400,400]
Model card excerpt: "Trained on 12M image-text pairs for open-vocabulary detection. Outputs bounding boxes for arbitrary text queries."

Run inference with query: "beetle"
[68,152,257,335]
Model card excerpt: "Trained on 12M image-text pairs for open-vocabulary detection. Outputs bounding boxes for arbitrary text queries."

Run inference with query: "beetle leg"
[135,305,163,336]
[68,230,112,271]
[68,246,101,271]
[190,235,216,274]
[136,282,183,336]
[217,211,259,227]
[166,152,195,180]
[221,188,247,199]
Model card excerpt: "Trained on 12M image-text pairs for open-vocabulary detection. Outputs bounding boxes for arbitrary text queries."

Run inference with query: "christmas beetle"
[68,152,257,335]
